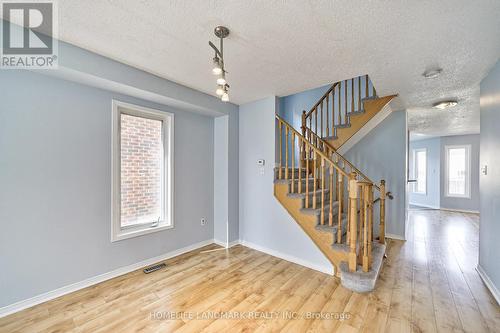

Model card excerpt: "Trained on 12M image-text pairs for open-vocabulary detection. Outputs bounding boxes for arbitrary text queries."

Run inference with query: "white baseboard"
[439,207,480,214]
[385,233,406,241]
[240,240,333,275]
[228,239,241,248]
[476,265,500,305]
[409,203,440,210]
[213,238,227,248]
[0,239,215,318]
[213,239,240,248]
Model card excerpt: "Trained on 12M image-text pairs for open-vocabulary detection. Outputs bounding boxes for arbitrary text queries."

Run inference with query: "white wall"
[238,96,332,273]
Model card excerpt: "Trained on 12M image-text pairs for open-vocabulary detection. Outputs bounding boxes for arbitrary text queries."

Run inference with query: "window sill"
[111,223,173,242]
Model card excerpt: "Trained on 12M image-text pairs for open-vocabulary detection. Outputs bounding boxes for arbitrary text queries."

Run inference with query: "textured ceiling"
[22,1,500,133]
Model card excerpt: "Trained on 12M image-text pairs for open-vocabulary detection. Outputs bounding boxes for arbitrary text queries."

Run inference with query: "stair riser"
[286,179,318,192]
[300,193,332,208]
[311,207,340,226]
[274,169,307,178]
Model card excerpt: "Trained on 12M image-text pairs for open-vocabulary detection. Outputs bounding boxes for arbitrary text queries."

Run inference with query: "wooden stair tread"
[287,188,329,199]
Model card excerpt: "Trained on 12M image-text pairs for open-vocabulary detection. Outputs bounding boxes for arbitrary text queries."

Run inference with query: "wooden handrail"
[275,114,348,177]
[305,82,340,118]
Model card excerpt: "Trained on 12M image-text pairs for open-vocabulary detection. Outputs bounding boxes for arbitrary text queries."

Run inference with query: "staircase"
[274,75,395,292]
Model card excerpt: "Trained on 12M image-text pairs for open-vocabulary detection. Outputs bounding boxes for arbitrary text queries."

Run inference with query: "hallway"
[394,209,498,332]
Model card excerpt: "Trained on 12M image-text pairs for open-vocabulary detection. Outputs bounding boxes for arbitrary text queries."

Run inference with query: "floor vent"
[143,263,166,274]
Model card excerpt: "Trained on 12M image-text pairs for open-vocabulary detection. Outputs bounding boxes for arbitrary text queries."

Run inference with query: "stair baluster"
[321,157,326,225]
[338,84,341,126]
[351,78,354,115]
[305,139,310,208]
[380,180,386,244]
[344,79,348,125]
[365,74,369,100]
[285,126,289,180]
[348,173,358,272]
[313,151,317,209]
[279,120,282,179]
[362,184,369,272]
[337,174,343,242]
[291,132,295,193]
[358,76,361,112]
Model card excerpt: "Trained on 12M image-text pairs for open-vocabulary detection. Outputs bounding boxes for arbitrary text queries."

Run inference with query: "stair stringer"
[325,95,397,152]
[274,182,348,276]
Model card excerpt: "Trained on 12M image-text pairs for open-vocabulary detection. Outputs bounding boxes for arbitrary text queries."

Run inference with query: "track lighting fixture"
[216,72,226,85]
[209,26,230,102]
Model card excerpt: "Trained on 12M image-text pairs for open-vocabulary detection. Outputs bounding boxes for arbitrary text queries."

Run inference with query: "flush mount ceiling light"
[433,100,458,109]
[209,26,230,102]
[423,68,442,79]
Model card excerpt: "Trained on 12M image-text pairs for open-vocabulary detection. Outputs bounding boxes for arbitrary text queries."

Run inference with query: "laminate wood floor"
[1,210,498,332]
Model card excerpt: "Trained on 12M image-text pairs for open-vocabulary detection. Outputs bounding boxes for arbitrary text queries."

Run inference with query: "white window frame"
[445,144,471,199]
[412,148,427,194]
[111,100,174,242]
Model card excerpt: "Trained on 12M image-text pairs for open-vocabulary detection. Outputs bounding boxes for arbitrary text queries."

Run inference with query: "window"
[412,148,427,194]
[112,101,173,242]
[445,145,471,198]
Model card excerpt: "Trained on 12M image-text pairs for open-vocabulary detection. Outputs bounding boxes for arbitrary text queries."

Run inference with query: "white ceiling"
[33,1,500,133]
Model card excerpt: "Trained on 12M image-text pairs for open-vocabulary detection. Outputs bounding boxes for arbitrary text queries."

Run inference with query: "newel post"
[348,172,358,272]
[379,180,386,245]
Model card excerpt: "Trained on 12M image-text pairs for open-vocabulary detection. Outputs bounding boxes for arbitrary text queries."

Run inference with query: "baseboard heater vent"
[143,263,166,274]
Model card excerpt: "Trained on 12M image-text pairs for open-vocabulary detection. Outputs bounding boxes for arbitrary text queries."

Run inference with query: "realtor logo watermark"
[1,1,58,69]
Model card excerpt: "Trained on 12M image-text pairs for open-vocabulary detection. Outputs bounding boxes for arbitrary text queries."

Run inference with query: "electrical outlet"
[200,218,206,226]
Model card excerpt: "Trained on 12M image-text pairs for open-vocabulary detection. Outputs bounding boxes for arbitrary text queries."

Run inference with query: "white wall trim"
[439,207,480,214]
[408,205,479,214]
[228,239,241,248]
[213,238,228,248]
[409,203,440,210]
[213,239,240,249]
[476,265,500,305]
[0,239,215,318]
[111,100,175,242]
[240,240,333,275]
[386,233,406,241]
[337,102,394,155]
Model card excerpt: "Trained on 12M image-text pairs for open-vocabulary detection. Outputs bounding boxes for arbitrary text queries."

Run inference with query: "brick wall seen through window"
[120,114,163,227]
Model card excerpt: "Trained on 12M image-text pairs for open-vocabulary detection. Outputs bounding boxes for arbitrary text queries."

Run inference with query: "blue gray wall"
[0,70,217,307]
[479,60,500,295]
[409,138,441,208]
[440,135,480,212]
[278,84,331,128]
[344,111,407,238]
[239,96,332,273]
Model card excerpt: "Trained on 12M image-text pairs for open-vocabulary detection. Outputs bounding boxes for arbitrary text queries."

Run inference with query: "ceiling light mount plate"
[423,68,442,79]
[214,26,230,39]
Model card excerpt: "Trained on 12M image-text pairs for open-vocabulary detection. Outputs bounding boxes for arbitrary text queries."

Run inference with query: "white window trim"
[111,100,174,242]
[412,148,427,194]
[444,144,471,199]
